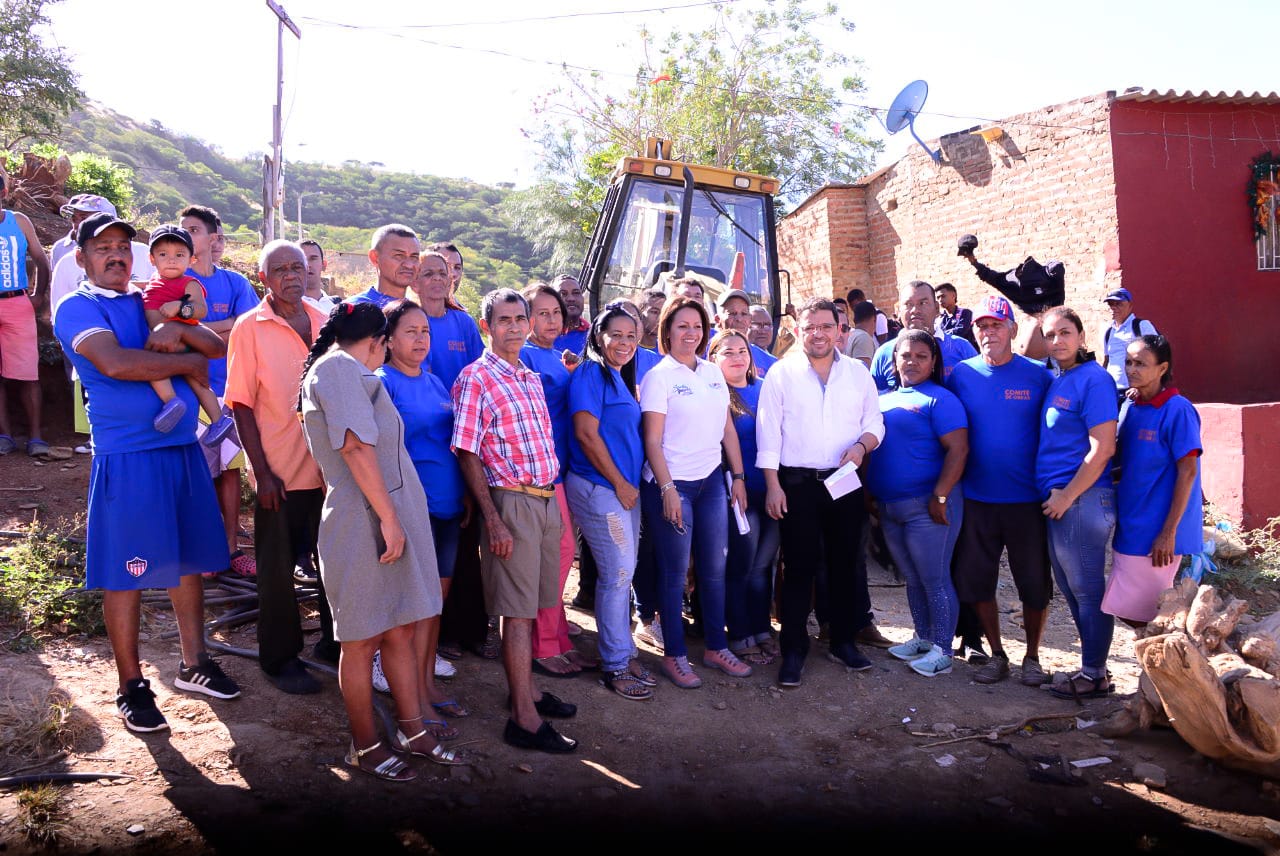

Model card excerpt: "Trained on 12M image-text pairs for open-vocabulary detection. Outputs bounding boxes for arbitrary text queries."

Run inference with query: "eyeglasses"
[800,323,837,335]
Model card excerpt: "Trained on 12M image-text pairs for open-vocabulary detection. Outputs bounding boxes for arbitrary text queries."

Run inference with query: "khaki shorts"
[480,487,562,619]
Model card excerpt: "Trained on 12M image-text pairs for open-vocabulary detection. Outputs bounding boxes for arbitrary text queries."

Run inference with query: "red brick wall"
[780,94,1121,339]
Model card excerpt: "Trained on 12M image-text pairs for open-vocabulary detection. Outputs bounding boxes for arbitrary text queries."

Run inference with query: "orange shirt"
[224,298,328,492]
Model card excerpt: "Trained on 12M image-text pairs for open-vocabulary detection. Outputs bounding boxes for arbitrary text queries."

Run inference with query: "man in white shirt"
[757,297,885,687]
[299,239,336,313]
[1100,288,1157,394]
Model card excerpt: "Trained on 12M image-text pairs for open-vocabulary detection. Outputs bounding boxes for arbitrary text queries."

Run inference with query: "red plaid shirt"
[451,350,559,487]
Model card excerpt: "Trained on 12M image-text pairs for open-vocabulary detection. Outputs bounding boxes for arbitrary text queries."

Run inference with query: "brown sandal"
[733,645,777,666]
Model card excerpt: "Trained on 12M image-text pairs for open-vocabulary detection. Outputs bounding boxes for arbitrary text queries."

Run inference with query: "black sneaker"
[175,652,242,699]
[117,678,169,733]
[827,642,873,671]
[263,658,322,695]
[778,652,805,687]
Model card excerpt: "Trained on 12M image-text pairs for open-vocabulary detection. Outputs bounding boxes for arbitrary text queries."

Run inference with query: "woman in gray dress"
[299,302,461,781]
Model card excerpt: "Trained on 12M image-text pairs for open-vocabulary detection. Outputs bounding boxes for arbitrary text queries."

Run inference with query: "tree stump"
[1124,578,1280,777]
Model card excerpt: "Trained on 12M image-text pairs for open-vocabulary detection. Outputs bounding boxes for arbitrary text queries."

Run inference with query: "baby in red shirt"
[141,225,234,444]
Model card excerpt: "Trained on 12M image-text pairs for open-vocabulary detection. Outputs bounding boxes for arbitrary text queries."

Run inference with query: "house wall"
[1109,98,1280,405]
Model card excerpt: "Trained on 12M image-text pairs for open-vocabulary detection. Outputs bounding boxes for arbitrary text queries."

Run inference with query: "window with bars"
[1260,163,1279,271]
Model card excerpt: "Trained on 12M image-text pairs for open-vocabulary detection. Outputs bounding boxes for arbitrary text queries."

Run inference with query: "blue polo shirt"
[567,361,642,490]
[751,343,777,377]
[54,285,199,454]
[376,364,465,519]
[187,266,258,396]
[1114,392,1203,556]
[426,308,483,390]
[870,332,977,392]
[634,346,661,384]
[947,355,1053,504]
[1036,360,1118,497]
[553,327,588,356]
[520,342,573,484]
[347,285,398,309]
[729,379,766,496]
[865,380,968,502]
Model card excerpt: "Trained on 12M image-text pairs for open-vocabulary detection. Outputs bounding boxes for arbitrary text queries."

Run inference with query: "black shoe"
[174,653,242,699]
[503,719,577,753]
[534,692,576,719]
[778,653,805,687]
[117,678,169,733]
[570,593,595,613]
[961,638,990,665]
[506,691,578,718]
[827,642,873,671]
[311,639,341,665]
[263,658,322,695]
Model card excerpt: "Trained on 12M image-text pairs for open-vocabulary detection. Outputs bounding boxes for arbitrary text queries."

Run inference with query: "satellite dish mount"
[885,80,941,163]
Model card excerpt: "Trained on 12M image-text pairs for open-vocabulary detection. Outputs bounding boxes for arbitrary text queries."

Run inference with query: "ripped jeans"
[565,472,641,673]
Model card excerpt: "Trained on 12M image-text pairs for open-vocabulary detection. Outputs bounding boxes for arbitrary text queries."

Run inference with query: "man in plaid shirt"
[452,288,578,754]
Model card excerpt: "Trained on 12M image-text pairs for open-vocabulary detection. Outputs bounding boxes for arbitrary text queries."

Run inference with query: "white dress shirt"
[756,350,884,471]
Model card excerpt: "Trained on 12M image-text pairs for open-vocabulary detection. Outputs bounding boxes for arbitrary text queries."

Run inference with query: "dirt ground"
[2,424,1279,855]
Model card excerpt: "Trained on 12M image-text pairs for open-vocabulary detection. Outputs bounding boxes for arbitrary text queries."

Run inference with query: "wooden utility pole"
[264,0,300,243]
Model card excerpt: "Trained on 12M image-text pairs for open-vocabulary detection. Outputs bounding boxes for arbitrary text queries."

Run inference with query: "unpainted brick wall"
[779,93,1122,345]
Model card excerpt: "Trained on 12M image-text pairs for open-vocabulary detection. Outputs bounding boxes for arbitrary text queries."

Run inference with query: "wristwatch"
[178,295,194,320]
[732,472,746,482]
[934,495,947,504]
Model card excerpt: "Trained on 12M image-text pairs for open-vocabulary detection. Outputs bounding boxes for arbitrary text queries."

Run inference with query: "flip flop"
[533,655,581,679]
[0,435,15,455]
[431,698,470,718]
[25,439,51,458]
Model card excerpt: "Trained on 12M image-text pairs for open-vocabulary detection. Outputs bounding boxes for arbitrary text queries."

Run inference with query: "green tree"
[0,0,81,149]
[504,0,881,265]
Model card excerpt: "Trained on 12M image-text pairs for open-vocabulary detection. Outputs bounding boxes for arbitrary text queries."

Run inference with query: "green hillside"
[54,103,549,291]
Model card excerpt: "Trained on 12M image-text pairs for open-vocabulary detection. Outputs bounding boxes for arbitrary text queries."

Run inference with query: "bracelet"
[854,441,867,454]
[659,481,676,495]
[731,472,745,482]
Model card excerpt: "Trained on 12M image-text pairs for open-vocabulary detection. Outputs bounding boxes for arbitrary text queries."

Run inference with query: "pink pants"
[533,483,576,658]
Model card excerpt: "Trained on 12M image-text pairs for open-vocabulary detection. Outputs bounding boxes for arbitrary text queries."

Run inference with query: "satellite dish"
[885,79,941,163]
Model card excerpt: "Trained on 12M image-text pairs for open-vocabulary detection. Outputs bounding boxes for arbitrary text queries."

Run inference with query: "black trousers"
[255,488,332,674]
[439,516,489,648]
[776,469,870,657]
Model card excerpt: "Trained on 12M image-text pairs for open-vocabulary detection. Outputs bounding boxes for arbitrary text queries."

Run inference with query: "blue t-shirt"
[0,210,30,293]
[54,287,199,455]
[730,379,766,496]
[870,332,977,392]
[634,346,662,384]
[187,266,259,396]
[567,361,643,490]
[553,327,588,356]
[376,364,465,519]
[1036,360,1118,497]
[520,342,573,484]
[426,308,484,390]
[1114,394,1203,556]
[865,380,968,502]
[947,355,1053,503]
[347,285,397,309]
[751,343,777,378]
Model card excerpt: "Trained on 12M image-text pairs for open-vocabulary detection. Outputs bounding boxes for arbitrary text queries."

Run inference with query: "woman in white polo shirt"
[639,296,751,689]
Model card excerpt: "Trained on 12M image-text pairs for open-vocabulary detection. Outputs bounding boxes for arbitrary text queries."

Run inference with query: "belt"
[778,465,838,482]
[0,289,28,300]
[493,484,555,499]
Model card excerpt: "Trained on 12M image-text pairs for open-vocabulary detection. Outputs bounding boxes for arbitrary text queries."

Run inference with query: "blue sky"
[45,0,1279,186]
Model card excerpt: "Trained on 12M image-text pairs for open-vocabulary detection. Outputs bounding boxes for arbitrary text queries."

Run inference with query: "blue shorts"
[86,444,230,591]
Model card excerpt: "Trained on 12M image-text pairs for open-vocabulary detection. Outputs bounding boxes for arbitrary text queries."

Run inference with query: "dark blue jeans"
[429,514,462,580]
[726,491,780,645]
[1047,485,1116,676]
[640,469,729,657]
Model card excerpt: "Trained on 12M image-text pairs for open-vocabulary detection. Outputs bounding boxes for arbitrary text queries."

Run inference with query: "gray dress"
[300,349,441,641]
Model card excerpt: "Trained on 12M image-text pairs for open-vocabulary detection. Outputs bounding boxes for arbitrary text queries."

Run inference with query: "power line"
[298,1,734,31]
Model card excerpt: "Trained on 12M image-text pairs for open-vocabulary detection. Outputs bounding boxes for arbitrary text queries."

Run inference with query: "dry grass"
[16,783,66,846]
[0,687,87,764]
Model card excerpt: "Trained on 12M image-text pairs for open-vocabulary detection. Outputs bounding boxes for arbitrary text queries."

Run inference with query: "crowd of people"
[0,174,1205,782]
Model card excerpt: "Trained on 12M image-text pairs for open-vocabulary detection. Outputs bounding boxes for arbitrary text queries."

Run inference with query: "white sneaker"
[908,646,954,678]
[74,444,91,455]
[434,653,457,679]
[888,637,933,661]
[371,650,390,694]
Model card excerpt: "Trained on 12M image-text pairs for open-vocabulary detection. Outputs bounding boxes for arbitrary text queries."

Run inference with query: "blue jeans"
[1047,485,1116,675]
[565,473,640,673]
[640,469,729,657]
[429,514,462,580]
[880,489,963,652]
[725,491,780,646]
